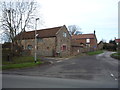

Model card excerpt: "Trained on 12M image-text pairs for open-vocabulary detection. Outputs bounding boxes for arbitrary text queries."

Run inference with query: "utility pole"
[35,18,39,63]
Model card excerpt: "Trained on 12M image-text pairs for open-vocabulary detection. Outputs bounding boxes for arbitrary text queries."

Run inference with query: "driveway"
[2,51,118,87]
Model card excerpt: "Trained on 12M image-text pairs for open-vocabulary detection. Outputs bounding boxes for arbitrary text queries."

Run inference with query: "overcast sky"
[35,0,119,43]
[0,0,119,43]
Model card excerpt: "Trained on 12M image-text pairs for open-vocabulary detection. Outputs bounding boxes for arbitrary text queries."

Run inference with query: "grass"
[87,50,104,55]
[3,56,40,65]
[111,52,120,60]
[2,56,43,70]
[2,62,42,70]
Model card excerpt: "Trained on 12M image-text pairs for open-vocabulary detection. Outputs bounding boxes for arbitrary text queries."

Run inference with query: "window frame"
[86,38,90,43]
[61,44,67,51]
[63,32,67,37]
[37,38,43,42]
[27,45,33,50]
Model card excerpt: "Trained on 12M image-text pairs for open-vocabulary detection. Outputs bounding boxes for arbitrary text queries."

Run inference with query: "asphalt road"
[2,74,118,88]
[2,51,119,88]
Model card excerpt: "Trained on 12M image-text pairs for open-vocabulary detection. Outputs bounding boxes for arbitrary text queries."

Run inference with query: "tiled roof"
[72,34,95,39]
[115,39,120,43]
[71,40,85,47]
[16,26,62,39]
[98,41,103,45]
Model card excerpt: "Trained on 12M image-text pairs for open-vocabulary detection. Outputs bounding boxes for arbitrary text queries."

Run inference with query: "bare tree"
[68,25,82,35]
[0,1,38,42]
[0,0,40,51]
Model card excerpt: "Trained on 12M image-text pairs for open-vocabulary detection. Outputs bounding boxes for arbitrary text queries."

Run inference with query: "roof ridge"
[73,33,94,36]
[26,26,62,33]
[80,33,94,35]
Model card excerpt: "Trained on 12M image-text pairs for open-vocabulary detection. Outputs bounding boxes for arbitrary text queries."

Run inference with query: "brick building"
[16,25,71,57]
[72,31,97,51]
[115,39,120,44]
[71,40,86,55]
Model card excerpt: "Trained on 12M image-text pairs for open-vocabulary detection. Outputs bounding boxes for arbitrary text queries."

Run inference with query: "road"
[2,51,119,88]
[2,74,118,88]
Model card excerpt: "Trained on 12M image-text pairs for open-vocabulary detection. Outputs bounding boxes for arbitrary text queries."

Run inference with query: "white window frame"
[86,39,90,43]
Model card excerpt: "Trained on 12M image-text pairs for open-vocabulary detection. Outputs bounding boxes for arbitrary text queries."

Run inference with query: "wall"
[98,42,104,50]
[21,39,35,55]
[73,38,97,51]
[71,46,85,55]
[56,26,71,57]
[90,38,97,49]
[37,37,56,56]
[21,37,56,57]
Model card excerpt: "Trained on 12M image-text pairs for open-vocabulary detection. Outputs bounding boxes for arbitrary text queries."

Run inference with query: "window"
[22,45,24,49]
[63,32,67,37]
[86,39,90,43]
[37,38,43,42]
[27,45,33,50]
[61,45,67,51]
[47,47,49,50]
[80,43,83,45]
[86,44,90,47]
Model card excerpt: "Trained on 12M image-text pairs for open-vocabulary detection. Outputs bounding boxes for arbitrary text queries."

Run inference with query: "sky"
[35,0,119,43]
[0,0,119,43]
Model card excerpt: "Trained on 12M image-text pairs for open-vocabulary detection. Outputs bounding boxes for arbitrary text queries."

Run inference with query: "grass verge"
[3,56,40,65]
[2,56,43,70]
[2,62,43,70]
[111,53,120,60]
[87,50,104,55]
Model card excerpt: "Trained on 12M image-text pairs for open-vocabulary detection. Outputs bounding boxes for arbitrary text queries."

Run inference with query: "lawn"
[2,56,43,70]
[2,62,42,70]
[111,52,120,60]
[87,50,104,55]
[3,56,40,65]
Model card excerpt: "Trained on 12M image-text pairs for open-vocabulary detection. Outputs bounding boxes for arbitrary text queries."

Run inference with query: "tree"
[109,40,117,45]
[0,1,37,43]
[68,25,82,35]
[103,40,117,51]
[0,0,41,55]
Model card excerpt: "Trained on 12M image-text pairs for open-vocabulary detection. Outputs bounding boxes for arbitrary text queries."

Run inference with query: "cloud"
[32,0,119,42]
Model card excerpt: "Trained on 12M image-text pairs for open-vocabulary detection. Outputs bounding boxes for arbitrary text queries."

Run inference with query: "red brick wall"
[90,38,97,48]
[73,38,97,51]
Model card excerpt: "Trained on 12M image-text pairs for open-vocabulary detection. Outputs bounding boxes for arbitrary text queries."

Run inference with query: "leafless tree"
[0,0,41,51]
[68,25,82,35]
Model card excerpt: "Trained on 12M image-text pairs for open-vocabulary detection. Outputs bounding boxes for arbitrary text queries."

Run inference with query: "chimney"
[94,30,95,34]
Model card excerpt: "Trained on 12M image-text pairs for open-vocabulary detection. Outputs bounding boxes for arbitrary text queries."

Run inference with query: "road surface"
[2,51,119,88]
[2,74,118,88]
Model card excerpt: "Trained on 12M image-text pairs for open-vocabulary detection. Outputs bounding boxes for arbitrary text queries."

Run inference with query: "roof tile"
[16,26,62,39]
[72,34,95,39]
[115,39,120,43]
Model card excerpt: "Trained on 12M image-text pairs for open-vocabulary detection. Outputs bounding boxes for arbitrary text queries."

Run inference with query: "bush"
[111,53,120,60]
[2,49,12,61]
[103,43,117,51]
